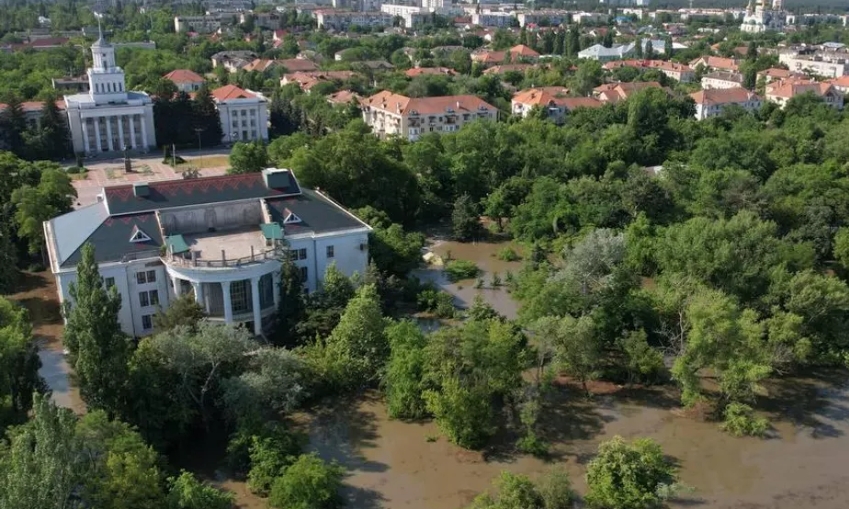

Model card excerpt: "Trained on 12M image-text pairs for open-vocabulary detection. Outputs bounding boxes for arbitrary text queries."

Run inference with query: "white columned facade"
[141,120,148,149]
[94,118,102,152]
[172,276,182,296]
[222,281,233,323]
[81,120,90,153]
[250,277,262,335]
[129,115,137,148]
[105,116,114,151]
[117,115,125,149]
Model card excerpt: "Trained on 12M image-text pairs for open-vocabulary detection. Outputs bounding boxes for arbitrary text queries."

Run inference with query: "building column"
[94,117,102,152]
[172,276,182,296]
[105,117,114,151]
[192,281,207,312]
[81,119,90,154]
[250,277,262,335]
[129,115,137,148]
[272,271,280,308]
[141,119,148,150]
[222,281,233,323]
[117,115,125,149]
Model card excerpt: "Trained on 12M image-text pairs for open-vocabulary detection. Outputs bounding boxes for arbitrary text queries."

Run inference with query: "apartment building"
[766,79,844,109]
[516,10,571,28]
[380,4,430,27]
[472,44,540,66]
[163,69,206,93]
[779,53,848,78]
[313,10,394,29]
[757,67,806,84]
[43,169,371,337]
[603,59,695,82]
[690,88,762,120]
[470,12,516,27]
[701,71,745,89]
[211,85,269,143]
[593,81,662,104]
[511,87,601,124]
[361,91,497,141]
[174,15,223,33]
[689,55,740,72]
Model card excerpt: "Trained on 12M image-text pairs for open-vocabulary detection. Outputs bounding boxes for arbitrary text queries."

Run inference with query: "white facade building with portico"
[64,30,156,155]
[44,169,370,337]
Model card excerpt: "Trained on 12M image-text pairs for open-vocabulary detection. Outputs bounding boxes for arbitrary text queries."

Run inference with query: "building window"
[139,290,159,307]
[326,245,334,259]
[230,279,252,314]
[141,314,153,331]
[299,266,308,282]
[104,277,115,288]
[147,270,156,283]
[298,248,307,260]
[136,271,147,284]
[259,273,274,309]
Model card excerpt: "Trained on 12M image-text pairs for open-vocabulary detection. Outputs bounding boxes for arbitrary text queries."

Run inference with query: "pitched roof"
[163,69,205,84]
[512,87,570,106]
[362,91,496,116]
[103,171,301,216]
[829,75,849,87]
[690,55,739,71]
[594,81,662,103]
[604,59,694,73]
[557,97,603,110]
[279,58,317,72]
[510,44,540,58]
[690,87,760,105]
[483,63,536,75]
[327,89,362,105]
[211,84,256,101]
[405,67,456,77]
[266,189,369,236]
[767,79,836,99]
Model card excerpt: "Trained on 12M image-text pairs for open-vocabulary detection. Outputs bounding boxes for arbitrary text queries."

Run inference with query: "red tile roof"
[211,84,256,101]
[363,91,496,116]
[405,67,456,77]
[163,69,205,84]
[690,87,760,105]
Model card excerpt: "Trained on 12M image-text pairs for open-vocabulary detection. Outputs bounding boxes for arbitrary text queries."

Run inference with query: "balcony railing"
[163,245,283,268]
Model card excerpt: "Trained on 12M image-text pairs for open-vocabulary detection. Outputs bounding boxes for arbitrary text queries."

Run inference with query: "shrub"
[417,287,456,318]
[516,431,549,457]
[586,436,679,509]
[496,247,521,262]
[617,329,664,385]
[721,402,769,437]
[268,454,345,509]
[167,470,234,509]
[444,260,480,282]
[246,426,306,495]
[490,272,502,287]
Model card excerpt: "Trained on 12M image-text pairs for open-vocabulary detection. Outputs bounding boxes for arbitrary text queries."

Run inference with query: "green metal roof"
[165,234,190,254]
[260,222,284,240]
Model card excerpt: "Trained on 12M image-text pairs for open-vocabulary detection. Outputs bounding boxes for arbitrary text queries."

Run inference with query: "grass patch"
[496,246,521,262]
[175,155,230,170]
[444,259,480,282]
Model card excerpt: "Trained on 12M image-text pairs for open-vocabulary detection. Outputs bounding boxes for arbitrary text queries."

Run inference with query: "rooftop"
[164,69,205,84]
[362,91,496,116]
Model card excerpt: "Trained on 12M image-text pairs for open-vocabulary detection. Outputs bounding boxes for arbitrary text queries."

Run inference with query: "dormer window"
[283,210,302,224]
[129,225,151,243]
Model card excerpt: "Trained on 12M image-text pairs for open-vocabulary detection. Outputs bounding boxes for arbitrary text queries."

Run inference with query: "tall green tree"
[228,140,269,174]
[63,243,129,416]
[452,193,481,241]
[275,255,306,345]
[0,95,26,157]
[12,168,76,256]
[383,320,428,420]
[191,84,223,147]
[39,98,72,160]
[0,297,46,431]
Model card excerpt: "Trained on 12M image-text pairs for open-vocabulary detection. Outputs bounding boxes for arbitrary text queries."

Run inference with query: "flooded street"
[412,239,523,320]
[301,374,849,509]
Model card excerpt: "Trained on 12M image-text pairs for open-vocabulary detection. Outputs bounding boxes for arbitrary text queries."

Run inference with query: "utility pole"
[194,127,204,170]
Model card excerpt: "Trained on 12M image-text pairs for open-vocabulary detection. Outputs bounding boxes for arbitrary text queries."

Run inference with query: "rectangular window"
[326,245,334,258]
[298,248,307,260]
[104,277,115,288]
[149,289,159,306]
[139,291,149,307]
[141,314,153,331]
[146,270,156,283]
[136,271,146,285]
[299,266,308,282]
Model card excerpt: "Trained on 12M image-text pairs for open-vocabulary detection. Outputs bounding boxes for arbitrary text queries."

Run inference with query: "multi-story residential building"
[174,15,222,33]
[43,169,371,337]
[757,67,805,84]
[690,87,762,120]
[778,53,848,78]
[211,85,269,144]
[361,91,497,141]
[593,81,662,104]
[573,12,610,24]
[163,69,206,93]
[701,71,745,89]
[64,32,156,155]
[511,87,601,123]
[211,51,259,72]
[470,12,516,27]
[516,10,571,27]
[313,10,394,29]
[828,75,849,94]
[603,60,695,82]
[472,44,540,66]
[380,4,429,27]
[689,55,740,72]
[240,11,280,29]
[766,79,844,109]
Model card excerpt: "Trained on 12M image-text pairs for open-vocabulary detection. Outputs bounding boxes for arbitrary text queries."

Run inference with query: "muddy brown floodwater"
[412,239,523,320]
[299,372,849,509]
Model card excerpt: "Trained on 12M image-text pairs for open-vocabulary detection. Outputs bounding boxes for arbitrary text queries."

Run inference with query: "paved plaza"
[70,149,229,208]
